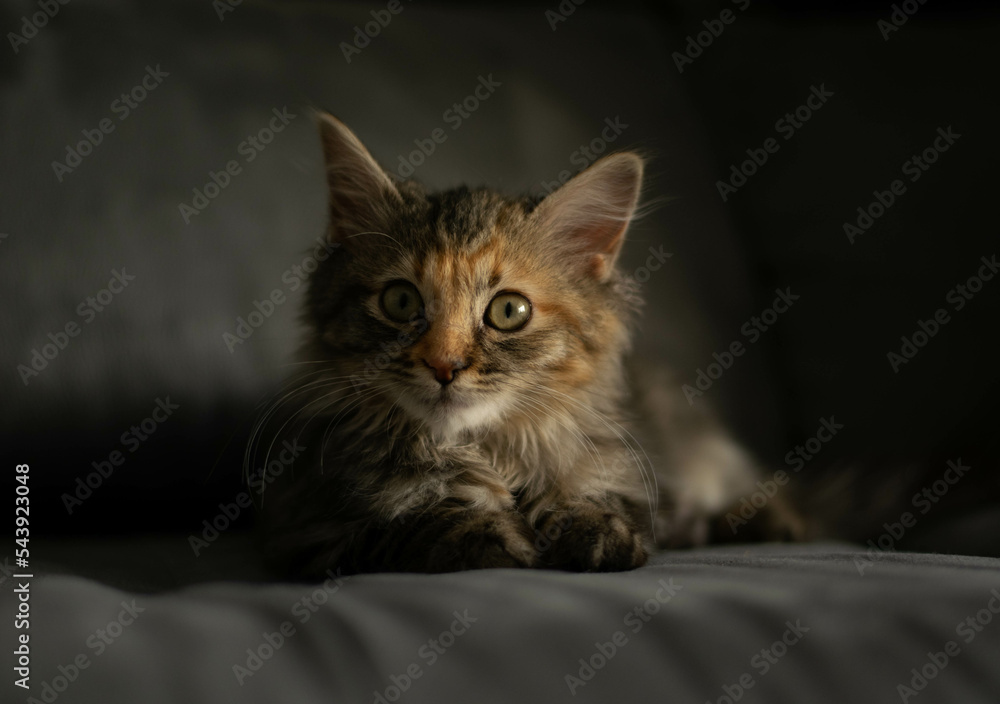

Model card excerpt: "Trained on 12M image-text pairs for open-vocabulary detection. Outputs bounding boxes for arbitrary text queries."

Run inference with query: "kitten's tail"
[795,451,1000,557]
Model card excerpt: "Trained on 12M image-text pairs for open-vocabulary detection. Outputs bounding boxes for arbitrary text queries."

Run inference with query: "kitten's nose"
[423,357,466,385]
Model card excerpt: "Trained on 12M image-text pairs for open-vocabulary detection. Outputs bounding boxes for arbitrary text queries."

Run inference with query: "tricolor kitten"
[260,114,801,577]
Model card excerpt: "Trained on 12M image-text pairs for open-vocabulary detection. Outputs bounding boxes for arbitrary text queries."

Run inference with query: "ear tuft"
[316,112,401,241]
[531,152,644,281]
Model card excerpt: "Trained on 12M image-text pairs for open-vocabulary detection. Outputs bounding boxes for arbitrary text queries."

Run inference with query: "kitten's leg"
[657,430,806,547]
[633,366,806,548]
[271,503,539,576]
[532,494,648,572]
[390,503,538,573]
[267,463,540,575]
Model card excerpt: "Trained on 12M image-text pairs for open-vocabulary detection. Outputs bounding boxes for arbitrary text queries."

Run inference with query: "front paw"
[423,510,538,572]
[536,499,648,572]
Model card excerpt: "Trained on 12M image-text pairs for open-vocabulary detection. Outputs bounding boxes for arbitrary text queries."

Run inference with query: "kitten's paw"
[538,501,648,572]
[711,491,808,544]
[424,510,537,572]
[664,491,807,547]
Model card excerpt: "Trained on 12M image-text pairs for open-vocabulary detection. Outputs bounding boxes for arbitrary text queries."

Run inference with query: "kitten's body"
[260,115,800,577]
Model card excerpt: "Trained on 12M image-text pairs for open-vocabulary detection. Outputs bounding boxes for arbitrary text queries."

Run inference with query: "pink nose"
[424,358,466,385]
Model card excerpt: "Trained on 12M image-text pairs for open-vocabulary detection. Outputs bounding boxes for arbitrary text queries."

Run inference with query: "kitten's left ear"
[531,152,644,282]
[316,112,402,241]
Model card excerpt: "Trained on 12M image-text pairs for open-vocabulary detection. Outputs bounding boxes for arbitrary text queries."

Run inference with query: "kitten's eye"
[486,292,531,331]
[380,281,423,323]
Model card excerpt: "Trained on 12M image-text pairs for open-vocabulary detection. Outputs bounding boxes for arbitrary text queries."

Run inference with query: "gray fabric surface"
[8,543,1000,703]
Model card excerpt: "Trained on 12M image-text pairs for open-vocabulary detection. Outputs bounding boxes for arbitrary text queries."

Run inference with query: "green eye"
[486,292,531,331]
[380,281,423,323]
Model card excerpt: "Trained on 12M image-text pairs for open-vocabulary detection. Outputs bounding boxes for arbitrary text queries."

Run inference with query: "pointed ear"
[316,112,401,242]
[531,152,643,282]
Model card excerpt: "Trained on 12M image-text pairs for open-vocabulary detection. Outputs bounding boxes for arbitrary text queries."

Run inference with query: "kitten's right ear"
[316,112,401,242]
[530,151,644,282]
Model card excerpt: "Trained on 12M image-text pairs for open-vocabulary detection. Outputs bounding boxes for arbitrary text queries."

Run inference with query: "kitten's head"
[303,113,644,439]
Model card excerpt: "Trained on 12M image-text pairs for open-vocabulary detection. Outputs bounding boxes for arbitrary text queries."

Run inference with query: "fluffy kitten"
[258,113,800,577]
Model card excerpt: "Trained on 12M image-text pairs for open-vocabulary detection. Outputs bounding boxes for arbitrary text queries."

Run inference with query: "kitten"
[258,113,802,577]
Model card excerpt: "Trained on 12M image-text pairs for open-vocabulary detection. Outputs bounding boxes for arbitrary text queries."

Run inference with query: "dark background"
[2,0,998,551]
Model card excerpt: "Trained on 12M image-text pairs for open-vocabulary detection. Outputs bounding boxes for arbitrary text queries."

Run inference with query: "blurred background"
[2,0,998,560]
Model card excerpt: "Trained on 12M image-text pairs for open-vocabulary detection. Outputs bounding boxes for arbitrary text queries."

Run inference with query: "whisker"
[516,391,603,483]
[345,230,406,256]
[320,382,401,463]
[245,376,360,483]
